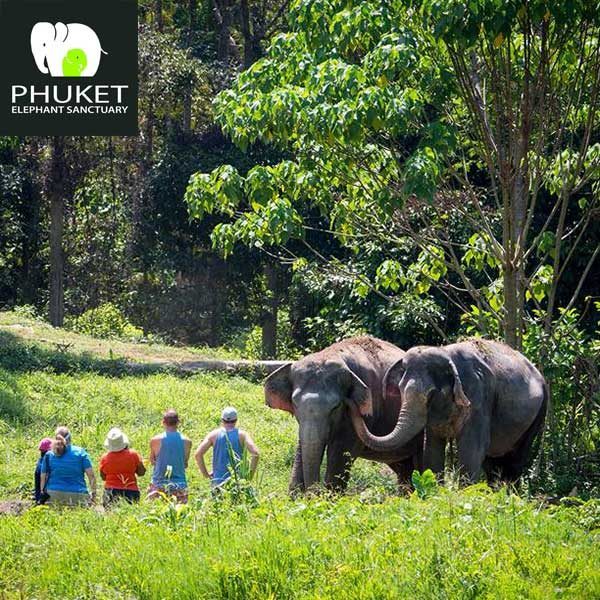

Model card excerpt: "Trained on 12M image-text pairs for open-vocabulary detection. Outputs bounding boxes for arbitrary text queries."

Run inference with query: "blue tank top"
[212,428,242,485]
[152,431,187,488]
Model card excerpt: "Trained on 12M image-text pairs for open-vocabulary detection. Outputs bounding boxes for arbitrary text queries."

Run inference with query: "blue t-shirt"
[40,444,92,494]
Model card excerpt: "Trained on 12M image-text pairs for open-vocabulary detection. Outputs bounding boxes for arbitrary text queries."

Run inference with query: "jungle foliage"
[185,0,600,493]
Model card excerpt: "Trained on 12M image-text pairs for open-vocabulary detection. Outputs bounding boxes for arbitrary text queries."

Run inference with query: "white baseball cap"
[221,406,238,422]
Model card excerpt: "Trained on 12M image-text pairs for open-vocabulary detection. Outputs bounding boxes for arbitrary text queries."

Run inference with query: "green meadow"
[0,326,599,599]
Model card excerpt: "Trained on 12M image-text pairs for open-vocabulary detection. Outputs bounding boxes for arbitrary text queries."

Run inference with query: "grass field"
[0,310,244,365]
[0,316,599,599]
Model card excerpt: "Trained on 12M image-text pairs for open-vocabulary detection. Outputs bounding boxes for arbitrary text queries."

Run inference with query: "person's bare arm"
[194,432,215,479]
[149,437,161,466]
[85,467,97,501]
[183,437,192,468]
[240,431,260,479]
[40,472,47,491]
[136,456,146,476]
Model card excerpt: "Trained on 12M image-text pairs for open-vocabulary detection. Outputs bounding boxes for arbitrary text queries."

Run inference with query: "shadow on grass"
[0,330,167,378]
[0,368,31,424]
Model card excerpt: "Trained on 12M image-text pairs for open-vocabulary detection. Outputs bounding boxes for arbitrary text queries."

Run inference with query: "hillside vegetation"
[0,310,244,367]
[0,322,599,598]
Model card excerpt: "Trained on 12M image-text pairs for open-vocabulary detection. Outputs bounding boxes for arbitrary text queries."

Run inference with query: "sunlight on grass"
[0,360,599,598]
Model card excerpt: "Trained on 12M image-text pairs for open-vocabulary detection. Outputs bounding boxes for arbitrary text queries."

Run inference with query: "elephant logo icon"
[30,22,107,77]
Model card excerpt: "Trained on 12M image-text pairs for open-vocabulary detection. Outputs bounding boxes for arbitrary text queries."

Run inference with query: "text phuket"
[11,85,129,105]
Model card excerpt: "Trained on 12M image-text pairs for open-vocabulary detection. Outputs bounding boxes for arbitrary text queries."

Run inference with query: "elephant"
[264,336,422,493]
[349,338,547,483]
[31,22,107,78]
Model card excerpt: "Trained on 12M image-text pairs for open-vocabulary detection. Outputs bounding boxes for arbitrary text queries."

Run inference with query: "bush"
[71,303,144,341]
[522,307,600,497]
[11,305,40,320]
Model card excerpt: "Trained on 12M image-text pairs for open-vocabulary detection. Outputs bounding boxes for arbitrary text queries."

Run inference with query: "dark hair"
[163,409,179,426]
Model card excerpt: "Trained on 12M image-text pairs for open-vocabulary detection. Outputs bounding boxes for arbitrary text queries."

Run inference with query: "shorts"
[48,490,90,506]
[147,483,188,504]
[103,488,140,507]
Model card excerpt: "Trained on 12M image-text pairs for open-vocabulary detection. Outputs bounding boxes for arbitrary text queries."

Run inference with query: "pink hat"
[38,437,53,452]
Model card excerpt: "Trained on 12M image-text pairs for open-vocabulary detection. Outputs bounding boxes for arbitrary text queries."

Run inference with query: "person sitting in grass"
[148,410,192,503]
[34,437,53,504]
[99,427,146,507]
[194,406,260,488]
[40,426,97,506]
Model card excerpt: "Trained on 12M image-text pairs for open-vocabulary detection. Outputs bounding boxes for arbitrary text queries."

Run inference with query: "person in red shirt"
[99,428,146,506]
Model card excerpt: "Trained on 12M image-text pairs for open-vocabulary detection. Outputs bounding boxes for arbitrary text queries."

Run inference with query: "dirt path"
[0,500,31,516]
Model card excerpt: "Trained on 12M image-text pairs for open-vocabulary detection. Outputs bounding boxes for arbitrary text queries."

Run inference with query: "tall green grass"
[0,368,299,496]
[1,367,599,598]
[1,488,599,598]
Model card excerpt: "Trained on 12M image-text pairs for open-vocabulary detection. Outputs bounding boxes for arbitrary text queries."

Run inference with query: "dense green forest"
[0,0,599,495]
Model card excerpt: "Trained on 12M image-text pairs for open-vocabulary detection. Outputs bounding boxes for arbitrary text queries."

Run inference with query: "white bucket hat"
[104,427,129,452]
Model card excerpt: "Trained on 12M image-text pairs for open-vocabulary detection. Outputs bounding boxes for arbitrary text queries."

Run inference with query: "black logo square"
[0,0,138,136]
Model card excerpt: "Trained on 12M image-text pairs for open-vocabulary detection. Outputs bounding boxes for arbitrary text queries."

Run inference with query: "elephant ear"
[264,363,294,414]
[448,358,471,435]
[341,367,373,417]
[54,22,69,42]
[382,357,404,404]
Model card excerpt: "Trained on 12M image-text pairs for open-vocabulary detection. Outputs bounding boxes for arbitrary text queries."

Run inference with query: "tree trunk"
[155,0,163,32]
[183,0,195,134]
[503,264,519,349]
[239,0,259,67]
[261,261,279,359]
[213,0,239,62]
[48,137,66,327]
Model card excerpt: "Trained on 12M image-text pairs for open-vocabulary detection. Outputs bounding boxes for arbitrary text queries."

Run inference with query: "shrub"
[11,305,40,320]
[522,307,600,496]
[71,303,144,340]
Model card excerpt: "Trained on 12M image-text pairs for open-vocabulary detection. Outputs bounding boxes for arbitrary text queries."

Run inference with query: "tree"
[185,0,600,349]
[47,137,67,327]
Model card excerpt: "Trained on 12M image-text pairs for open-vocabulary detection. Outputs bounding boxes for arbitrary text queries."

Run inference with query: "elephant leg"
[492,394,547,483]
[424,427,446,480]
[325,444,354,492]
[483,457,504,485]
[388,457,417,493]
[456,420,490,483]
[288,442,305,495]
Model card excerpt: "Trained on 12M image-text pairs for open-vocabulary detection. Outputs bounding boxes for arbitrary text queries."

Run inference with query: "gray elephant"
[349,339,547,482]
[265,336,422,492]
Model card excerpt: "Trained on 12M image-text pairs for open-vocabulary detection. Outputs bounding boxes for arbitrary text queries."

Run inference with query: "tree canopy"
[186,0,600,348]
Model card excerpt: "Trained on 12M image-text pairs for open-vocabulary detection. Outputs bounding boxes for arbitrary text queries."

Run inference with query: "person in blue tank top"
[195,406,260,488]
[148,409,192,503]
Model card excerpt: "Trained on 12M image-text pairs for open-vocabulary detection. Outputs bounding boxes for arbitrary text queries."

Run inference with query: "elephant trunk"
[288,443,304,495]
[349,389,427,452]
[300,422,327,491]
[33,52,49,74]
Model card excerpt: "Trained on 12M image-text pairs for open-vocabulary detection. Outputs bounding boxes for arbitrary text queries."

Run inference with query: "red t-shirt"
[99,449,143,490]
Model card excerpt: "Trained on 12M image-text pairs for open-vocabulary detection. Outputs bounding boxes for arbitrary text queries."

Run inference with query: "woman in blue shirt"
[40,427,97,506]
